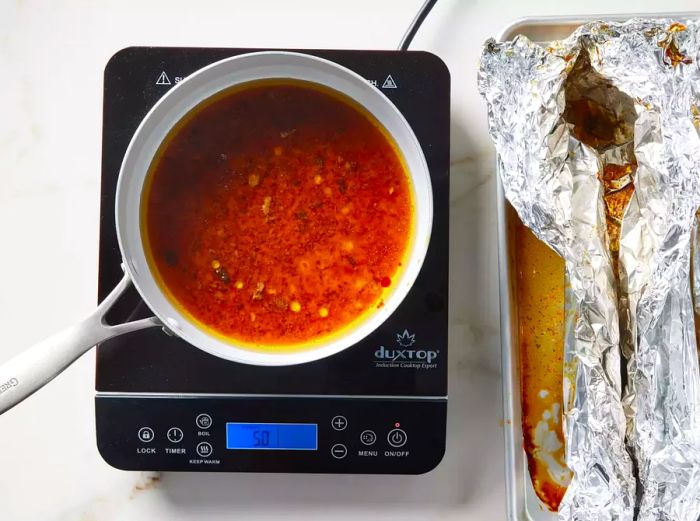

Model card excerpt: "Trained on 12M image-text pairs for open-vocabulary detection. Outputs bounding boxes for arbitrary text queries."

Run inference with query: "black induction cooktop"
[95,47,449,474]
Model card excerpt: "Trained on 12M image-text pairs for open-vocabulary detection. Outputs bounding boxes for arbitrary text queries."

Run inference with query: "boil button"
[387,428,407,448]
[196,414,213,429]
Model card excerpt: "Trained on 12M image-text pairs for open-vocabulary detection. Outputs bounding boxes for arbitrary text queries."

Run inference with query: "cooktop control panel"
[96,397,446,474]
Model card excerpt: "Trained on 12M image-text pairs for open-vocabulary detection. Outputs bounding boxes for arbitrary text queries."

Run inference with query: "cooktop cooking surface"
[96,47,449,474]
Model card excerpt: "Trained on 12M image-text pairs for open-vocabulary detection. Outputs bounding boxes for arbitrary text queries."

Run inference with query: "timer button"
[331,443,348,459]
[167,427,184,443]
[387,428,407,448]
[331,416,348,431]
[137,427,154,443]
[196,414,213,429]
[196,442,213,458]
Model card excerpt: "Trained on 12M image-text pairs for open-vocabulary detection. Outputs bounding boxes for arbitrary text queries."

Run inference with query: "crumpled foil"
[612,20,700,521]
[479,18,700,521]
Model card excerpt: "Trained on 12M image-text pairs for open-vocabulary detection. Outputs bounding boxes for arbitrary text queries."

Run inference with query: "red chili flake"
[380,276,391,287]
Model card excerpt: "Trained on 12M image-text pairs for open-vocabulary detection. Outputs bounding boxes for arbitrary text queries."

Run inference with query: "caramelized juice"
[513,212,571,511]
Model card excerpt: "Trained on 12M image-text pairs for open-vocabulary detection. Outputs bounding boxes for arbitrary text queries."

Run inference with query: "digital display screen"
[226,423,318,451]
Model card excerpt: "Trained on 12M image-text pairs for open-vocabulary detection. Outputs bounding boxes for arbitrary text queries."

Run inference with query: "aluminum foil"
[611,20,700,521]
[479,18,700,521]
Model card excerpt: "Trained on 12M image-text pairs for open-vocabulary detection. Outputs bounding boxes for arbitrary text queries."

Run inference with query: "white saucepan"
[0,51,432,415]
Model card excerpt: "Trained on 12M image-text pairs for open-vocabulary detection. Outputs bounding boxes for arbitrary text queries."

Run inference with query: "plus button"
[331,415,348,431]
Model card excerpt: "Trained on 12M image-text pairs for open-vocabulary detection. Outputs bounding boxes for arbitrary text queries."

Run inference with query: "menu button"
[360,430,377,446]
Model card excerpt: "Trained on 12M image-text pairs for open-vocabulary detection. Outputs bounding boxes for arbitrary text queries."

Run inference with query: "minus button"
[331,443,348,459]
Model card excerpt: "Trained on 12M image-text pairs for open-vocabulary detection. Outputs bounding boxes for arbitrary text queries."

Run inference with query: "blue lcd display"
[226,423,318,450]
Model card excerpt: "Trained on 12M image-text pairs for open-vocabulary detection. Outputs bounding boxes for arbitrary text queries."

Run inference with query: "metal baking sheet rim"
[495,11,700,521]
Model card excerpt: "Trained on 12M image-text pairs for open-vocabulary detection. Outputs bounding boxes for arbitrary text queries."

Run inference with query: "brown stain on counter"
[70,473,163,521]
[129,471,162,499]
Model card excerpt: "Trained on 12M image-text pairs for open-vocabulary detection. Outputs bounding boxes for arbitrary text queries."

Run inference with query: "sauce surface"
[143,81,413,350]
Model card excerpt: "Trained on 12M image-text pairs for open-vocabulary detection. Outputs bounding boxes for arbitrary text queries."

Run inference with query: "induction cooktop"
[95,47,449,474]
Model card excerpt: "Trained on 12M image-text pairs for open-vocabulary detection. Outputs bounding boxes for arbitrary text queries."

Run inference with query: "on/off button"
[387,428,407,448]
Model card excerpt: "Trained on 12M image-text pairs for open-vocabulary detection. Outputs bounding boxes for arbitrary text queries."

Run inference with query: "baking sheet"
[495,11,700,521]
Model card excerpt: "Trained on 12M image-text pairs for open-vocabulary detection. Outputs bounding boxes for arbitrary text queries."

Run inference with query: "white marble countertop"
[0,1,697,520]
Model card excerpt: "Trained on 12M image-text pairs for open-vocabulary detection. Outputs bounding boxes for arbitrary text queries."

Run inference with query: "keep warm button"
[387,428,407,448]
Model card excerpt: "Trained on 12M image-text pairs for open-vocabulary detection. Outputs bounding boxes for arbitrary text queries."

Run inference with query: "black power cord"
[398,0,438,50]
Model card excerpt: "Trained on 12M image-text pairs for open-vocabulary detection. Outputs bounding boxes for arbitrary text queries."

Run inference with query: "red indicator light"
[394,422,400,428]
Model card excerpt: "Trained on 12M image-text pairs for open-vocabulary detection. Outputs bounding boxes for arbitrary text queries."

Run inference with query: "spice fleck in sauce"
[143,81,413,351]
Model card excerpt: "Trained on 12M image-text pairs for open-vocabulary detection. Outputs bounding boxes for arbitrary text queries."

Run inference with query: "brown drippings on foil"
[565,98,620,149]
[659,23,693,68]
[563,50,638,274]
[563,51,637,150]
[601,163,637,272]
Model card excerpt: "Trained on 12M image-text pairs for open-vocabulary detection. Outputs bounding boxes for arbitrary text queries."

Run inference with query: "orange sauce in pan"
[142,80,413,351]
[513,214,571,511]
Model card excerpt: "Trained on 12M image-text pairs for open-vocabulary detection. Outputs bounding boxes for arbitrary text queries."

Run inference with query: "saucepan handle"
[0,272,160,415]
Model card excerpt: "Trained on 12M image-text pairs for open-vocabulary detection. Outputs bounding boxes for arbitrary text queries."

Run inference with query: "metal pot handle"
[0,271,160,415]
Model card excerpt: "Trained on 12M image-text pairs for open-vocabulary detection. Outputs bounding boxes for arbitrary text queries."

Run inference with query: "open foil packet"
[479,18,700,520]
